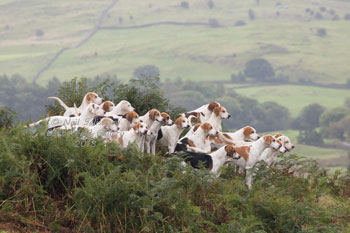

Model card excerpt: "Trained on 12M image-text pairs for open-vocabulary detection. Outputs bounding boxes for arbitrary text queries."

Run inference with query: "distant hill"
[1,0,350,85]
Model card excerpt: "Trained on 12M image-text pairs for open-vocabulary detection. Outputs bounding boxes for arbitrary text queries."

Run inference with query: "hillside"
[1,0,350,84]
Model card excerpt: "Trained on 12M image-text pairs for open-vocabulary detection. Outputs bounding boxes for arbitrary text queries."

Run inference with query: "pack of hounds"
[28,92,295,188]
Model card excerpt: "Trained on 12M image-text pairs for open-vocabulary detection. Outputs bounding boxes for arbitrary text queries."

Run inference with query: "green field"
[234,85,350,117]
[1,0,350,84]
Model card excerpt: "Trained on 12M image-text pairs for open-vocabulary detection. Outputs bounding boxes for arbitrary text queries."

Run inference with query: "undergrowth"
[1,126,350,232]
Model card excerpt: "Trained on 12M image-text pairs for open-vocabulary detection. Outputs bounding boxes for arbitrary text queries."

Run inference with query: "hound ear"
[274,133,283,138]
[243,126,252,139]
[213,107,221,116]
[208,102,219,112]
[149,110,156,121]
[126,112,135,123]
[263,135,273,144]
[101,118,110,129]
[175,116,183,128]
[86,93,94,103]
[225,145,235,157]
[102,103,109,112]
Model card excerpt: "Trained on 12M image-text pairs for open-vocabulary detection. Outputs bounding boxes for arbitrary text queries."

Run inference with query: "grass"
[1,0,350,84]
[234,84,350,117]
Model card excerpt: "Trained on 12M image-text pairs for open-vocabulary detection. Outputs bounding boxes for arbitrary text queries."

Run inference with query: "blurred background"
[1,0,350,170]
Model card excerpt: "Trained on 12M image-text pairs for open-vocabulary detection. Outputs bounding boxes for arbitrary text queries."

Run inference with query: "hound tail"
[48,97,70,110]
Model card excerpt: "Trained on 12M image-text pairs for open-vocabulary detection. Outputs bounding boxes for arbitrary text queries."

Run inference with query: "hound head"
[213,106,231,119]
[85,92,103,105]
[175,116,190,129]
[161,112,173,125]
[125,111,140,123]
[88,103,105,116]
[207,101,220,112]
[263,135,281,150]
[101,101,115,113]
[101,118,118,131]
[225,144,240,159]
[201,122,217,136]
[149,109,163,122]
[243,126,260,141]
[133,122,148,135]
[117,100,135,113]
[275,134,295,152]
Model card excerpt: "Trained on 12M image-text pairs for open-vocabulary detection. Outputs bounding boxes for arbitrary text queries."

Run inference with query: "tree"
[244,58,275,81]
[293,103,325,130]
[320,107,348,129]
[326,116,350,141]
[133,65,160,82]
[293,104,325,146]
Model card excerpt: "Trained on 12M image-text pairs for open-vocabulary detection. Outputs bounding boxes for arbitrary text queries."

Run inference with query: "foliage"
[1,125,350,232]
[0,106,16,129]
[244,58,275,81]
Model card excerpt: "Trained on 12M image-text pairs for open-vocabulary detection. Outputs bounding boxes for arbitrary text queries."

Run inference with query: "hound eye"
[273,139,276,142]
[183,121,185,123]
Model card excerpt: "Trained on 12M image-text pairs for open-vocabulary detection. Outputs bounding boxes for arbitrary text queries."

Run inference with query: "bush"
[244,58,275,81]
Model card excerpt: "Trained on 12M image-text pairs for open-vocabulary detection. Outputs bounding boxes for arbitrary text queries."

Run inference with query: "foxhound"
[180,144,241,176]
[89,117,119,138]
[105,100,135,117]
[175,122,217,153]
[111,122,149,149]
[157,116,192,153]
[183,101,220,122]
[260,133,295,167]
[144,112,173,154]
[28,103,105,129]
[48,92,103,117]
[230,135,284,189]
